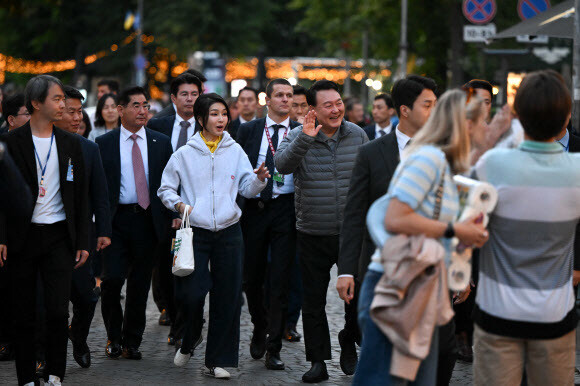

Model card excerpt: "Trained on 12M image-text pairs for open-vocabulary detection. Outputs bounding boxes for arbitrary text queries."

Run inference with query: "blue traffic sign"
[518,0,550,21]
[463,0,497,25]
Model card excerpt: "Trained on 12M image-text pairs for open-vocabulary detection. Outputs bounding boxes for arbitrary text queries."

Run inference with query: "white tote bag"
[172,206,195,277]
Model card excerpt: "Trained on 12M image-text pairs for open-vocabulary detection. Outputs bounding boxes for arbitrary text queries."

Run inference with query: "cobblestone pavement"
[3,267,575,385]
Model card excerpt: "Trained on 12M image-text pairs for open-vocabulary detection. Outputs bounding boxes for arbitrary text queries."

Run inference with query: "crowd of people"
[0,67,578,386]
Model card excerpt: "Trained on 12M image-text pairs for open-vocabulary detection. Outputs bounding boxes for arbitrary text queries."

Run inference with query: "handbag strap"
[432,168,446,221]
[181,205,191,229]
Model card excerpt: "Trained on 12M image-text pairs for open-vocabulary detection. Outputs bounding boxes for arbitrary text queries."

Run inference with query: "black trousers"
[0,255,13,347]
[297,232,359,362]
[152,233,177,336]
[70,256,98,343]
[437,318,458,386]
[174,224,243,368]
[241,195,296,354]
[100,206,156,348]
[12,221,74,385]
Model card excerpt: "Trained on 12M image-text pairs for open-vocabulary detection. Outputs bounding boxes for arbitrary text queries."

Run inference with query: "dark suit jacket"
[96,128,174,239]
[338,130,400,278]
[0,143,33,217]
[147,114,201,143]
[155,104,175,119]
[363,122,399,141]
[228,118,242,141]
[236,117,301,167]
[0,123,90,252]
[79,137,111,238]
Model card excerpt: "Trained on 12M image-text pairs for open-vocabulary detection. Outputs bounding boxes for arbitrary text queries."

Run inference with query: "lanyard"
[264,122,288,156]
[33,132,55,186]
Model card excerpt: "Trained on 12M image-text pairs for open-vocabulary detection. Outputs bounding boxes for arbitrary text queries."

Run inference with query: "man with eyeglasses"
[96,86,174,361]
[0,94,30,134]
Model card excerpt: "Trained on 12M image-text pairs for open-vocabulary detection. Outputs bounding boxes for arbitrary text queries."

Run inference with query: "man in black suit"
[147,72,202,342]
[96,86,175,361]
[53,86,111,368]
[362,93,397,140]
[0,75,90,386]
[229,86,259,140]
[1,93,30,134]
[155,69,207,119]
[236,79,300,371]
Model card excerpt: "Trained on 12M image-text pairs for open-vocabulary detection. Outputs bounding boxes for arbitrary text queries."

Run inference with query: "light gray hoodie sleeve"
[274,127,315,175]
[157,153,183,212]
[236,147,268,198]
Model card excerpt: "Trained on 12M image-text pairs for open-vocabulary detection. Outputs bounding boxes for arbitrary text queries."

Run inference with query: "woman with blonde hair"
[353,89,489,385]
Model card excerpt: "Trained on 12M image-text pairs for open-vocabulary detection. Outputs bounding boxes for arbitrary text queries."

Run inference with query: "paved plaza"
[2,267,575,385]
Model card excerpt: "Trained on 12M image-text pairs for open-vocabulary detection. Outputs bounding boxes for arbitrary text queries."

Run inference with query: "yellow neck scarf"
[200,132,222,153]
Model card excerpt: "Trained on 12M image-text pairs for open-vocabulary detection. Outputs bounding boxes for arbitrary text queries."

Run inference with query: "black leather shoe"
[122,346,142,360]
[159,309,171,326]
[105,340,122,359]
[0,343,14,361]
[265,352,285,370]
[284,325,302,342]
[167,334,175,345]
[73,341,91,368]
[35,360,45,378]
[250,329,266,359]
[338,329,358,375]
[302,361,329,383]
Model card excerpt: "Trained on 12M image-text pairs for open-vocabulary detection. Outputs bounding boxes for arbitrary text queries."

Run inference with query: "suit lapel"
[17,123,39,192]
[250,118,266,167]
[146,128,156,190]
[378,131,400,172]
[112,129,122,197]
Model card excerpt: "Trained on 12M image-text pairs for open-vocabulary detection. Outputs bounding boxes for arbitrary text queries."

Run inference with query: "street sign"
[516,35,549,43]
[464,24,496,42]
[517,0,550,21]
[463,0,497,25]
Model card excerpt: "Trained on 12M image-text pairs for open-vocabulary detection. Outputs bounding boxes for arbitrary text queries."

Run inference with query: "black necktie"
[260,124,284,201]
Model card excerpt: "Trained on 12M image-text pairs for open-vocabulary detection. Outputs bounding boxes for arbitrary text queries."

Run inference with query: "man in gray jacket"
[275,80,368,383]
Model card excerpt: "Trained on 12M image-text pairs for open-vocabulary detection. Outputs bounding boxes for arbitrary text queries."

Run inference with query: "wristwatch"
[444,222,455,239]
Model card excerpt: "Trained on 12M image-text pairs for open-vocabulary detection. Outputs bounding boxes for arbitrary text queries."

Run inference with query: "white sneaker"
[174,349,191,367]
[205,367,230,379]
[48,375,62,386]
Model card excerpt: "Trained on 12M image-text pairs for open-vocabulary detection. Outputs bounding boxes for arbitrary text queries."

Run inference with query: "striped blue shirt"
[367,145,460,272]
[473,140,580,339]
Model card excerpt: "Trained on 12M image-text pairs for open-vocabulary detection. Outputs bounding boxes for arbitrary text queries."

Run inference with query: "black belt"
[118,204,150,213]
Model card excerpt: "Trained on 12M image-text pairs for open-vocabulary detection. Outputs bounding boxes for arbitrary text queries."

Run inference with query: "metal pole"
[397,0,408,80]
[573,0,580,131]
[136,0,145,86]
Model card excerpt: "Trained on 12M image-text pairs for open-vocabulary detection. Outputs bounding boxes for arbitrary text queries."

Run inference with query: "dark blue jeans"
[174,223,243,368]
[353,269,439,386]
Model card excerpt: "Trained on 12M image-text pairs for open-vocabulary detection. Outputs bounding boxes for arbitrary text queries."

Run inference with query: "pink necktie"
[130,134,150,209]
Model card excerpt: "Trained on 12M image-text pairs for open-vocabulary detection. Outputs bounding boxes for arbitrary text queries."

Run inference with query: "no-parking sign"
[517,0,550,20]
[463,0,497,25]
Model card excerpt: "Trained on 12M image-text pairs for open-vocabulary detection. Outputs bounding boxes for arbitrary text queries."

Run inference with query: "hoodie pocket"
[190,197,212,229]
[214,196,241,227]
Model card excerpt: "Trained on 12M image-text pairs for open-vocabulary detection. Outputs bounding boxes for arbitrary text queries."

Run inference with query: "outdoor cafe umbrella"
[493,0,574,40]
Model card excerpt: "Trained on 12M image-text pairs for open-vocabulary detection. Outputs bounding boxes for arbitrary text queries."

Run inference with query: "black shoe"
[302,361,329,383]
[250,329,266,359]
[265,352,285,370]
[456,332,473,363]
[122,346,142,360]
[284,325,302,342]
[159,309,171,326]
[167,334,175,345]
[72,341,91,368]
[105,340,122,359]
[35,360,45,378]
[0,343,14,361]
[338,329,358,375]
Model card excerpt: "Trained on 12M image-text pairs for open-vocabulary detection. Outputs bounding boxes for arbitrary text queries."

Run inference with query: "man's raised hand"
[303,110,322,137]
[254,162,271,182]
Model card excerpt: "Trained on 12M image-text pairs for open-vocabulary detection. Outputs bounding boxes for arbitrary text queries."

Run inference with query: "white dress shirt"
[239,115,256,124]
[396,128,411,158]
[170,114,196,151]
[375,122,393,139]
[119,125,149,204]
[255,116,295,198]
[31,135,66,224]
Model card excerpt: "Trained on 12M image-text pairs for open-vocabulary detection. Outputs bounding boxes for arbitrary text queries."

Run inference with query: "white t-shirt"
[31,135,66,224]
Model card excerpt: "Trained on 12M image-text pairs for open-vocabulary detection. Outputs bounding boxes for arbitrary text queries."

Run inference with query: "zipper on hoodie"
[211,152,216,231]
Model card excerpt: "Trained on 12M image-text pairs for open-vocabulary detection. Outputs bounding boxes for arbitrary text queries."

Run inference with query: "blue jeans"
[353,270,439,386]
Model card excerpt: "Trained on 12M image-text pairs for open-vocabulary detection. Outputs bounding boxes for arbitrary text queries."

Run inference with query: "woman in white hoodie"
[158,93,269,379]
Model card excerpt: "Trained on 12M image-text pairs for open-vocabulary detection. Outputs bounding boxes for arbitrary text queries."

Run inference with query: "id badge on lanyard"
[265,124,288,186]
[34,133,54,204]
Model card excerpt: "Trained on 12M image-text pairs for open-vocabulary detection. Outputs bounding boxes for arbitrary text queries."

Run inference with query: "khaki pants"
[473,325,575,386]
